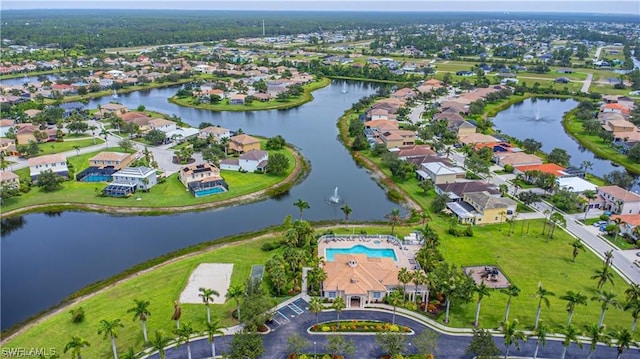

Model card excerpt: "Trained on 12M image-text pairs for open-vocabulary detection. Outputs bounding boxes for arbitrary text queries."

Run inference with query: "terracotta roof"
[27,154,66,166]
[148,118,174,127]
[0,171,18,181]
[0,119,15,126]
[610,214,640,227]
[323,254,402,296]
[458,133,499,145]
[514,163,567,177]
[89,152,131,162]
[230,134,260,145]
[396,145,435,158]
[200,126,230,135]
[598,185,640,202]
[496,152,543,166]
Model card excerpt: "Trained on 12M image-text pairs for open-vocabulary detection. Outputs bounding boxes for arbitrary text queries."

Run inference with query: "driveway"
[146,304,622,359]
[581,73,593,93]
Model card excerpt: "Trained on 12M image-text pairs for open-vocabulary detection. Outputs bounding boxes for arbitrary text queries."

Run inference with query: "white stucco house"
[220,150,269,172]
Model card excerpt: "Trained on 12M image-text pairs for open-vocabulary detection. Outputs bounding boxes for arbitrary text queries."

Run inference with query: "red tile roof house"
[220,150,268,172]
[27,154,68,181]
[597,185,640,214]
[609,214,640,242]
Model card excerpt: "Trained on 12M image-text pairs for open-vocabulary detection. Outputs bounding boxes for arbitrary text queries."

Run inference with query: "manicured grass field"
[2,236,282,358]
[2,146,296,213]
[37,138,103,156]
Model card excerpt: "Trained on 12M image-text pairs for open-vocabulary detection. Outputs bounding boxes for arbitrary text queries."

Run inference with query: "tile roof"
[27,153,67,166]
[323,254,401,296]
[598,185,640,202]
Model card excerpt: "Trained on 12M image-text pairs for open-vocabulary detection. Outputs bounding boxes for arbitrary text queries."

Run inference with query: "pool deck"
[318,235,422,270]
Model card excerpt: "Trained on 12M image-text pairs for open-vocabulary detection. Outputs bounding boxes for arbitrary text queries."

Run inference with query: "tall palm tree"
[127,299,151,343]
[64,336,90,359]
[397,268,412,303]
[149,331,172,359]
[412,270,428,305]
[293,198,310,220]
[624,299,640,332]
[625,283,640,303]
[583,189,597,219]
[502,319,527,359]
[612,217,624,243]
[172,300,182,329]
[569,238,585,262]
[388,290,403,325]
[500,284,521,322]
[581,160,593,176]
[174,322,196,359]
[226,284,244,321]
[340,204,352,221]
[560,325,582,359]
[473,282,491,327]
[532,321,548,359]
[609,328,639,359]
[603,250,614,268]
[386,208,401,235]
[202,320,224,359]
[100,128,110,148]
[309,296,324,326]
[560,290,588,326]
[591,290,621,327]
[591,266,615,290]
[198,287,220,323]
[97,319,124,359]
[332,296,346,322]
[584,323,608,359]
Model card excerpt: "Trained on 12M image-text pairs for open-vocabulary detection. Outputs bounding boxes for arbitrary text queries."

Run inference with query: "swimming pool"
[194,187,225,197]
[325,244,397,262]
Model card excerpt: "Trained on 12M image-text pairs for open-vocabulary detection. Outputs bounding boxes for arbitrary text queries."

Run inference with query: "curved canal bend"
[1,82,401,330]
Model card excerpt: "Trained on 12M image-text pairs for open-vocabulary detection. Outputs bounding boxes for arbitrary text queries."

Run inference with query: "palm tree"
[591,266,615,290]
[612,217,624,243]
[625,283,640,303]
[64,336,90,359]
[73,145,80,155]
[309,296,324,326]
[581,160,593,176]
[473,282,491,326]
[293,198,310,220]
[500,284,521,322]
[202,320,224,359]
[340,204,352,221]
[386,208,402,235]
[412,270,428,305]
[584,323,608,359]
[532,321,548,359]
[560,290,588,326]
[198,287,220,323]
[604,249,614,268]
[397,268,412,303]
[332,296,346,322]
[97,319,124,359]
[100,128,109,148]
[119,347,138,359]
[172,300,182,329]
[591,290,621,327]
[560,325,582,359]
[624,299,640,332]
[609,328,639,359]
[502,319,527,359]
[226,284,244,321]
[388,290,403,325]
[127,299,151,343]
[569,238,585,262]
[533,283,556,329]
[583,189,597,219]
[174,322,196,359]
[149,331,172,359]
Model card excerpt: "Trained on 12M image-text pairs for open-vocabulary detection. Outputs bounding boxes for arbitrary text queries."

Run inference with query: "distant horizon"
[2,1,638,16]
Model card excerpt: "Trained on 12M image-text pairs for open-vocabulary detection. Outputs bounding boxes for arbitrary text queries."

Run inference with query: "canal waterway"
[0,81,401,330]
[491,97,625,179]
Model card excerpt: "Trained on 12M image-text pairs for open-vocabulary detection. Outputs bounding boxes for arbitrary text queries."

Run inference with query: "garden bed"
[310,320,411,333]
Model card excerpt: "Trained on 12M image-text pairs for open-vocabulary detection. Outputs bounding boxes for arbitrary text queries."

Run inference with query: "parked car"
[592,221,607,227]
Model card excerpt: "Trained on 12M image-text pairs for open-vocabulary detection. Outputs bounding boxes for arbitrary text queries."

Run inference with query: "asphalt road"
[145,308,624,359]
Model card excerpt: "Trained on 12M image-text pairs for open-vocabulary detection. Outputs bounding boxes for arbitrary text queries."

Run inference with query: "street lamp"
[314,341,317,358]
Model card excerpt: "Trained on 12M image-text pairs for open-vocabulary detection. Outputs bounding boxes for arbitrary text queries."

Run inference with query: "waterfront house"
[416,162,465,184]
[179,163,228,197]
[449,192,517,225]
[199,126,231,141]
[0,171,20,189]
[111,166,157,191]
[28,154,68,181]
[228,134,261,154]
[220,150,268,172]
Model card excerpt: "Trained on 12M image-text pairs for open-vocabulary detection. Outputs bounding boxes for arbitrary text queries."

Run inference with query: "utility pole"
[262,19,265,37]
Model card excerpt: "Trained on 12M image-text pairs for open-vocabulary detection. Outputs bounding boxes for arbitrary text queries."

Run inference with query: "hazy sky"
[2,0,638,15]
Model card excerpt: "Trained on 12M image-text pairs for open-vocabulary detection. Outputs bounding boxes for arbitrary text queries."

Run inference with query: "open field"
[34,138,103,156]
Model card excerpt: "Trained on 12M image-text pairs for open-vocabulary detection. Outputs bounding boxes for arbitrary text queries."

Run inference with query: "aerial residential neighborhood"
[1,3,640,359]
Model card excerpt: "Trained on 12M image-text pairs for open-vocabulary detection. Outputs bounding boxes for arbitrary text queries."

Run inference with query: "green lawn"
[169,78,330,112]
[2,146,296,213]
[36,138,103,156]
[2,236,282,358]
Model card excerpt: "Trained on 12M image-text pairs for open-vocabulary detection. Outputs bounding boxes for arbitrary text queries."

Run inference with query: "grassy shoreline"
[167,77,331,111]
[1,145,308,218]
[562,109,640,175]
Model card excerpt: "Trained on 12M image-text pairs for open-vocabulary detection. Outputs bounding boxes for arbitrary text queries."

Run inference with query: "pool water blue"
[81,175,112,182]
[194,187,225,197]
[325,244,397,262]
